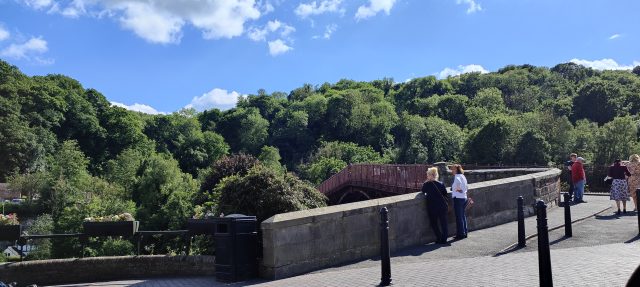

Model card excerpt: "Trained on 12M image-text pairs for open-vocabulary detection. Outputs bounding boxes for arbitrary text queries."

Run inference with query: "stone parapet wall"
[0,255,216,286]
[261,168,561,279]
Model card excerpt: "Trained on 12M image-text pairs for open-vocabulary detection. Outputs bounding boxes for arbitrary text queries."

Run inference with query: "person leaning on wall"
[449,164,468,240]
[421,167,449,244]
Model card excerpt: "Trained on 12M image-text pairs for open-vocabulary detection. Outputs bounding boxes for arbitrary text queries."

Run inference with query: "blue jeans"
[453,198,468,237]
[573,180,585,201]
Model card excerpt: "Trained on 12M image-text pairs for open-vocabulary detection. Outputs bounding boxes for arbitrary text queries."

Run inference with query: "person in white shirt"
[450,164,468,239]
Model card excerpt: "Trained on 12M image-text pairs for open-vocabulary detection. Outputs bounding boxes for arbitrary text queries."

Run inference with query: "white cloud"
[313,24,337,39]
[355,0,397,21]
[21,0,53,10]
[20,0,262,44]
[0,26,9,41]
[609,34,621,40]
[437,64,488,78]
[111,101,164,114]
[116,2,185,44]
[247,20,295,42]
[186,88,242,111]
[0,37,48,59]
[268,39,292,56]
[569,58,640,71]
[295,0,344,18]
[456,0,482,14]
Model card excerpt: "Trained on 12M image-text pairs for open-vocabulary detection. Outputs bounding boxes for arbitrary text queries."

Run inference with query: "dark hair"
[615,159,622,163]
[450,164,464,174]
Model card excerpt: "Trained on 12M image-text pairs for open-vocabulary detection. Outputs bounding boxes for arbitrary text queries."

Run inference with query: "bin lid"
[225,214,256,220]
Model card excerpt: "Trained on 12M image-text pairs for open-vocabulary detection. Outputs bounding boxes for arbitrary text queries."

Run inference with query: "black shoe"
[617,210,621,215]
[623,210,627,214]
[454,236,466,240]
[580,200,587,203]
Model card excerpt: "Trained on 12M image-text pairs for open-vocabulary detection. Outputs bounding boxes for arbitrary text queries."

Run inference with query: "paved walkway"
[52,195,640,287]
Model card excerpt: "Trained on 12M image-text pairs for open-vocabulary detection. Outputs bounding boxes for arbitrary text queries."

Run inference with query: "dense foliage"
[2,59,640,258]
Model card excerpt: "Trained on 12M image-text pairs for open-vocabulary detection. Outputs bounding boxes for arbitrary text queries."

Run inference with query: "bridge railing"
[318,164,432,196]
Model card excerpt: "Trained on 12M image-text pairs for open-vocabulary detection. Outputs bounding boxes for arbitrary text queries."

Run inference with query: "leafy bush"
[196,153,259,205]
[25,214,54,260]
[215,165,327,222]
[99,238,134,256]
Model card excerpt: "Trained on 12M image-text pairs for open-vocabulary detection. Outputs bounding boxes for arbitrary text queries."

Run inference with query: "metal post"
[80,235,87,258]
[379,207,392,286]
[536,200,553,287]
[186,234,192,255]
[137,234,143,255]
[18,237,26,262]
[637,189,640,235]
[563,193,572,237]
[517,196,526,247]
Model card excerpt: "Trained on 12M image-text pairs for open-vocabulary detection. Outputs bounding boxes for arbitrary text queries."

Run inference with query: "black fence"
[558,164,612,194]
[11,230,197,261]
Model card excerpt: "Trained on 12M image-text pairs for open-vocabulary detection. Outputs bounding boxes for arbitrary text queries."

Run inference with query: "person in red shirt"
[571,156,586,203]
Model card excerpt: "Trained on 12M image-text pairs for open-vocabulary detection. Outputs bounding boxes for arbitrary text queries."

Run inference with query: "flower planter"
[83,221,139,237]
[187,218,217,236]
[0,225,21,241]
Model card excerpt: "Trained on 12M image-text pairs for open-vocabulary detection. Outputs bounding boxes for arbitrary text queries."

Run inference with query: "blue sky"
[0,0,638,114]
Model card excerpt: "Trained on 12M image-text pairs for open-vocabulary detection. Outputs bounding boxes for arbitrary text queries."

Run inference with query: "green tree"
[217,107,269,155]
[594,116,639,164]
[435,94,469,127]
[395,114,464,163]
[258,146,285,174]
[513,131,551,165]
[132,153,198,230]
[466,117,516,164]
[473,87,505,111]
[573,78,626,124]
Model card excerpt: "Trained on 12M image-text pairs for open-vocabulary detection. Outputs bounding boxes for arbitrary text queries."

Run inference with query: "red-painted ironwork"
[318,164,432,197]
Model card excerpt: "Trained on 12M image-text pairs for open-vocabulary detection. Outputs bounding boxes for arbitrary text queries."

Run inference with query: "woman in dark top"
[608,159,631,215]
[422,167,449,244]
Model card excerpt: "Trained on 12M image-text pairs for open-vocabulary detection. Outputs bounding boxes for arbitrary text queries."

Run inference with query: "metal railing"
[13,230,198,261]
[317,163,551,196]
[318,164,432,196]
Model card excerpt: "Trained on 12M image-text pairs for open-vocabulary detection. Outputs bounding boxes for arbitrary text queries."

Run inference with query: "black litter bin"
[213,214,258,282]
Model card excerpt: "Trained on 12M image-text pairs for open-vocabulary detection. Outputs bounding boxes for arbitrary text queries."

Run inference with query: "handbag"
[465,197,474,210]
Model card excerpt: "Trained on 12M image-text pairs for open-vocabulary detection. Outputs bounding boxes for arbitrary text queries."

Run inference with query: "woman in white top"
[450,164,468,239]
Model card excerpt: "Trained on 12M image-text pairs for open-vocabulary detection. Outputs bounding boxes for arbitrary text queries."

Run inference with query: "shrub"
[215,165,327,222]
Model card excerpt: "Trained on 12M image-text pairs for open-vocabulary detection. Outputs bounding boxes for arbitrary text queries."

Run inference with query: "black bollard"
[563,193,572,237]
[517,196,526,247]
[379,207,392,286]
[536,200,553,287]
[637,189,640,235]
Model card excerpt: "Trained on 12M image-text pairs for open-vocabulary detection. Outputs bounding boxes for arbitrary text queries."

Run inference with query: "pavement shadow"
[595,213,620,220]
[392,241,450,257]
[549,235,570,246]
[493,244,525,257]
[625,234,640,243]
